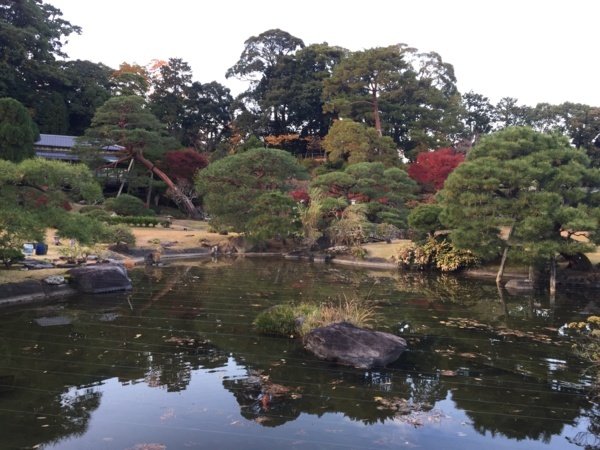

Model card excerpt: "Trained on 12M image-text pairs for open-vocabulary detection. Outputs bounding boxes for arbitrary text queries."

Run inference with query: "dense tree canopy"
[439,127,600,269]
[195,148,308,237]
[112,62,150,97]
[0,158,104,265]
[322,120,399,167]
[324,44,462,161]
[83,95,202,217]
[60,59,114,135]
[181,80,232,151]
[323,45,406,138]
[310,161,416,228]
[0,97,38,161]
[149,57,193,142]
[4,7,600,269]
[227,29,306,138]
[84,95,167,152]
[0,0,81,128]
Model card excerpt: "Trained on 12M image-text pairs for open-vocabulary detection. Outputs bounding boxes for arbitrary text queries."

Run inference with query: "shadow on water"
[0,257,599,449]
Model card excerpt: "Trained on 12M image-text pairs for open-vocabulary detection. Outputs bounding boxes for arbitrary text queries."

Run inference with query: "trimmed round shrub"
[84,208,111,220]
[79,205,103,214]
[104,224,136,246]
[103,194,156,217]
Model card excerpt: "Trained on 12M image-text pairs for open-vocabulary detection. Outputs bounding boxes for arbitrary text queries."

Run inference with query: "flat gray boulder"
[505,279,534,293]
[303,321,407,369]
[67,263,132,294]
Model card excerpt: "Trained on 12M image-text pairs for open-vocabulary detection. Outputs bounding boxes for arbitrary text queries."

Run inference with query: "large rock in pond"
[303,321,407,369]
[67,263,132,294]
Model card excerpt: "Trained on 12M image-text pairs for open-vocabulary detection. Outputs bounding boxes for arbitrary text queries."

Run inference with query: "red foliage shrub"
[60,199,72,211]
[23,190,71,211]
[290,188,310,204]
[160,150,209,183]
[407,148,464,190]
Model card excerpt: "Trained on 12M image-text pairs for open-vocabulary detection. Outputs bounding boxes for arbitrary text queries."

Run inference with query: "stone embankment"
[0,262,133,307]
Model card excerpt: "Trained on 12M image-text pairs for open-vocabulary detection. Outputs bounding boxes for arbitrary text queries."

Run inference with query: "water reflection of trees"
[157,261,593,440]
[451,377,583,442]
[1,260,597,448]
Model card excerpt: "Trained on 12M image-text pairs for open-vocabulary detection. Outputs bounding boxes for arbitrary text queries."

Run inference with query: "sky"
[50,0,599,107]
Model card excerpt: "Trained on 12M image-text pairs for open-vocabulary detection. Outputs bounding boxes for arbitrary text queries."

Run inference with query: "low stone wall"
[0,280,77,307]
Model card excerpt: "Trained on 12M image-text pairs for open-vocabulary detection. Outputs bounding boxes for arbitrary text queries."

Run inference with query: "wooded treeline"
[2,0,600,287]
[2,1,599,164]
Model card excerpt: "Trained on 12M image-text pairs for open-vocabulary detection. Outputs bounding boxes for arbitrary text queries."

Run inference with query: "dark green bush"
[79,205,103,214]
[84,208,111,220]
[105,224,136,246]
[254,305,298,336]
[0,249,25,269]
[103,194,156,217]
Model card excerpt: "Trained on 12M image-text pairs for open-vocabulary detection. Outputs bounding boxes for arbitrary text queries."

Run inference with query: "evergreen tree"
[0,97,38,161]
[439,126,600,284]
[195,147,308,237]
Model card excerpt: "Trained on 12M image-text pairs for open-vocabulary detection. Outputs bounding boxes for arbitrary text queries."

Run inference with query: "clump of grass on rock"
[254,294,376,338]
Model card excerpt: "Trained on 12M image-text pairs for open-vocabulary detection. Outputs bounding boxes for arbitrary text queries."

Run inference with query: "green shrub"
[103,216,159,227]
[58,245,93,264]
[568,316,600,393]
[395,236,480,272]
[0,249,25,269]
[352,246,368,259]
[84,208,111,220]
[253,305,298,336]
[79,205,103,214]
[254,295,376,338]
[103,194,155,217]
[104,224,136,246]
[372,223,401,242]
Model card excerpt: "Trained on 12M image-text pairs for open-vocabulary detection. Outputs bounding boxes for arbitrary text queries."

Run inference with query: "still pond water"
[1,257,600,450]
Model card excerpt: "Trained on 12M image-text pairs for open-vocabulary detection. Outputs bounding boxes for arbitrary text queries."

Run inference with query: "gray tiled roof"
[35,134,78,148]
[35,134,125,152]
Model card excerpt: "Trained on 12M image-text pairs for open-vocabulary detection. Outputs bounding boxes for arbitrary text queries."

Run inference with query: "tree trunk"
[372,87,382,138]
[117,158,134,198]
[496,224,515,286]
[496,245,509,286]
[146,171,153,205]
[132,151,201,219]
[549,255,556,307]
[496,283,509,317]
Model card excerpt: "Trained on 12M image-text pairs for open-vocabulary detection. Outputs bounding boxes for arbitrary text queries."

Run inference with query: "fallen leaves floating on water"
[374,396,433,416]
[164,336,211,349]
[127,444,166,450]
[160,408,175,421]
[442,318,558,344]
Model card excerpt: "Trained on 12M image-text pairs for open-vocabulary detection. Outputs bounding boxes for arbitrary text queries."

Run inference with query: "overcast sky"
[51,0,599,107]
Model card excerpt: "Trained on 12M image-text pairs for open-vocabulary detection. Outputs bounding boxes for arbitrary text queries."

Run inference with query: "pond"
[0,257,599,450]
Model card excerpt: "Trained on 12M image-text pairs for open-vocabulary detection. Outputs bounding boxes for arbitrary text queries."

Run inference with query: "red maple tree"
[407,148,464,190]
[159,150,209,183]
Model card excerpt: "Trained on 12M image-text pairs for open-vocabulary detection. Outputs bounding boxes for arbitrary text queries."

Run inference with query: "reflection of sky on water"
[41,361,584,450]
